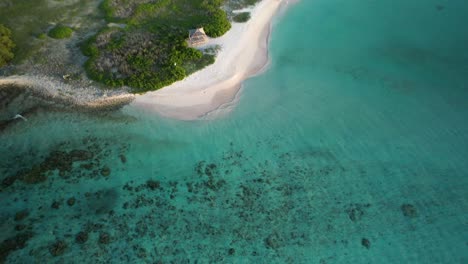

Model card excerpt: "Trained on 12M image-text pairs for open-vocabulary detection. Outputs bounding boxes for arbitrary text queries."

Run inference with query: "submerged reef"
[0,232,34,263]
[1,136,128,190]
[0,137,457,262]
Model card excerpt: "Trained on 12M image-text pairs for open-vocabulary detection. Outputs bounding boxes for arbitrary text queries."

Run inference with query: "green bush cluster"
[0,24,15,67]
[133,0,171,19]
[48,25,73,39]
[37,33,47,40]
[82,0,234,92]
[233,12,251,23]
[81,30,210,93]
[227,0,261,10]
[204,9,231,37]
[100,0,115,21]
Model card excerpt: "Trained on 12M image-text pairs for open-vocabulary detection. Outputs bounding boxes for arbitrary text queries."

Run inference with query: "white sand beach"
[132,0,286,120]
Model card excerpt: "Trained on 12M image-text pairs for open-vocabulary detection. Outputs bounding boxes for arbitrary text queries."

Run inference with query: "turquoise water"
[1,0,468,262]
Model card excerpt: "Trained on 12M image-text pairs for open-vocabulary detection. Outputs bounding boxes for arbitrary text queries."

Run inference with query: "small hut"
[188,28,208,47]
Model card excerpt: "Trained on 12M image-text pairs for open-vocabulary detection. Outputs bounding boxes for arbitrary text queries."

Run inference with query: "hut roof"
[188,27,208,46]
[189,28,206,38]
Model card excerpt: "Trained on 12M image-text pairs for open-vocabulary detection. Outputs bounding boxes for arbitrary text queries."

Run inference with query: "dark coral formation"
[0,232,34,262]
[75,231,88,244]
[361,238,371,249]
[0,138,441,262]
[345,203,371,222]
[67,197,76,206]
[0,136,129,189]
[100,166,111,177]
[49,240,67,256]
[98,232,111,244]
[119,154,127,163]
[401,204,418,218]
[146,180,160,191]
[51,200,61,209]
[264,233,284,250]
[14,210,29,221]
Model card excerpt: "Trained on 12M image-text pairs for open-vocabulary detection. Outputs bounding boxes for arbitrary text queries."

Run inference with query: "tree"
[204,9,231,37]
[0,24,15,67]
[48,25,74,39]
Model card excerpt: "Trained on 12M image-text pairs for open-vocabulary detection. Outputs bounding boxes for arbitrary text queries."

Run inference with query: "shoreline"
[131,0,289,120]
[0,76,135,113]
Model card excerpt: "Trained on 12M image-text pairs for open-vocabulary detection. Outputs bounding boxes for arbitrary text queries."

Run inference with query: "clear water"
[1,0,468,262]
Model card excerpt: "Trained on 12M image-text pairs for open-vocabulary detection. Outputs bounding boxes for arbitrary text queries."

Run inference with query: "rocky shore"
[0,75,135,131]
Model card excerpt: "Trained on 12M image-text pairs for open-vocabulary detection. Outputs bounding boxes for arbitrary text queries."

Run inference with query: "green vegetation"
[0,0,257,90]
[37,33,47,40]
[82,0,233,92]
[48,25,74,39]
[226,0,262,10]
[82,27,214,92]
[233,12,251,23]
[0,24,15,67]
[0,0,95,62]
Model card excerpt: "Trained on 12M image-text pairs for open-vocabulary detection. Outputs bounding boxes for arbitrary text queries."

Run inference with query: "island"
[0,0,288,121]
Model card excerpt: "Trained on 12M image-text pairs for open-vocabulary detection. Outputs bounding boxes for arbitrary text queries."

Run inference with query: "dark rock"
[14,225,27,231]
[80,163,93,170]
[84,223,104,233]
[14,210,29,221]
[0,232,34,263]
[43,151,72,172]
[21,165,47,184]
[133,245,147,259]
[119,154,127,163]
[135,221,148,236]
[146,180,160,190]
[100,166,111,177]
[58,170,67,178]
[228,248,235,255]
[98,232,111,244]
[2,175,17,187]
[49,240,67,256]
[401,204,418,218]
[75,232,88,244]
[361,238,371,249]
[195,161,205,176]
[347,208,363,222]
[69,150,93,161]
[205,163,217,177]
[67,197,76,206]
[51,201,61,209]
[345,203,370,222]
[265,233,282,249]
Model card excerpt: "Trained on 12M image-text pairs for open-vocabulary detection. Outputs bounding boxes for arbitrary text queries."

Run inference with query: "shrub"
[0,24,15,67]
[233,12,251,23]
[204,9,231,37]
[37,33,47,39]
[48,25,73,39]
[100,0,114,20]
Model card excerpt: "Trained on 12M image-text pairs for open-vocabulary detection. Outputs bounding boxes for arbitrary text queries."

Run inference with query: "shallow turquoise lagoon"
[1,0,467,262]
